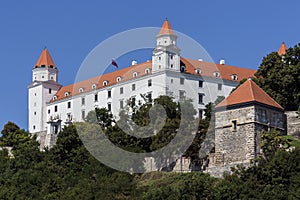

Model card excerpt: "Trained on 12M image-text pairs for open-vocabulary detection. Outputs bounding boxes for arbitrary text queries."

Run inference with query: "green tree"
[255,43,300,110]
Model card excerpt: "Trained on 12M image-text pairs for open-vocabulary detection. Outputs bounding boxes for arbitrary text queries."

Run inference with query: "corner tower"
[152,19,180,73]
[214,79,285,165]
[28,48,61,134]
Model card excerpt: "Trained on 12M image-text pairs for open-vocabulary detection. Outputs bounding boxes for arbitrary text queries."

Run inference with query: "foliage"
[0,120,299,199]
[260,129,291,160]
[255,43,300,110]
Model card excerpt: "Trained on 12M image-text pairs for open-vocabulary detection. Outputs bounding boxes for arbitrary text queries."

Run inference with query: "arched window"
[213,71,220,77]
[53,95,57,100]
[116,76,122,82]
[145,68,150,75]
[64,92,69,97]
[103,81,108,86]
[195,68,201,74]
[180,66,185,72]
[79,88,84,93]
[92,84,97,90]
[231,74,238,80]
[133,72,138,78]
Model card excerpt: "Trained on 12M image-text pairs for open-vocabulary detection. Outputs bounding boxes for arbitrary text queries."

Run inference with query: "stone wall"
[35,131,57,150]
[286,111,300,139]
[215,106,256,165]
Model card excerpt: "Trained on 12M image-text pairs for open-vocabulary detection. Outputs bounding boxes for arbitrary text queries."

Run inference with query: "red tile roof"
[158,19,175,35]
[278,42,287,56]
[216,79,283,110]
[50,61,152,102]
[181,58,256,82]
[50,58,256,103]
[34,48,56,68]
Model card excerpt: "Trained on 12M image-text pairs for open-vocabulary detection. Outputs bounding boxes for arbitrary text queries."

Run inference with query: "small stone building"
[214,79,286,166]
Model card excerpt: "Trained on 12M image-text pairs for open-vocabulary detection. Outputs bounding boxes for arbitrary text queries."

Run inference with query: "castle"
[28,20,286,171]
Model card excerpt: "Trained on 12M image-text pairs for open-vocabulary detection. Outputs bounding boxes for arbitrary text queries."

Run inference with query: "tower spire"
[277,42,287,56]
[34,48,56,68]
[158,18,175,35]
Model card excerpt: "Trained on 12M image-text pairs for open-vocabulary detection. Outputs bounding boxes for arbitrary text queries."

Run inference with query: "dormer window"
[116,76,122,82]
[52,95,57,100]
[133,72,138,78]
[213,71,220,77]
[64,92,69,97]
[103,81,108,86]
[92,84,97,90]
[231,74,238,80]
[145,68,150,75]
[195,68,201,74]
[180,66,185,72]
[79,88,84,93]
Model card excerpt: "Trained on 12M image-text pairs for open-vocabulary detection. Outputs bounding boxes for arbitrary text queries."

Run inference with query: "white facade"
[28,21,254,144]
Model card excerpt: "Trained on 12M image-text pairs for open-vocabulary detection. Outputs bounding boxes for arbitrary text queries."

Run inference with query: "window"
[94,93,98,102]
[159,65,161,69]
[33,125,35,130]
[148,79,152,87]
[49,88,52,94]
[180,77,184,85]
[67,101,71,109]
[81,110,86,120]
[180,66,185,72]
[34,111,36,115]
[48,109,50,114]
[34,93,36,96]
[120,87,123,94]
[54,105,58,112]
[171,79,173,83]
[81,97,85,105]
[147,92,152,102]
[34,102,36,107]
[133,72,138,78]
[159,56,161,60]
[79,88,84,93]
[130,97,136,107]
[42,76,44,79]
[232,120,237,131]
[231,74,238,81]
[116,76,121,82]
[199,109,203,119]
[179,90,185,100]
[108,90,111,98]
[120,100,124,109]
[132,84,136,91]
[92,84,97,90]
[218,84,222,91]
[65,92,69,97]
[67,113,72,121]
[195,68,201,74]
[145,68,150,75]
[53,96,57,100]
[107,103,111,111]
[213,71,220,77]
[171,64,173,68]
[199,80,203,88]
[103,81,108,86]
[170,55,173,60]
[198,93,204,104]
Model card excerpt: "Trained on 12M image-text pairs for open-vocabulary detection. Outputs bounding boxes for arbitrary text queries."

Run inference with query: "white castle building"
[28,19,255,148]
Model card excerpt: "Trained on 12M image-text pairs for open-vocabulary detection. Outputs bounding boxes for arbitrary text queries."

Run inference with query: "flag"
[111,59,118,68]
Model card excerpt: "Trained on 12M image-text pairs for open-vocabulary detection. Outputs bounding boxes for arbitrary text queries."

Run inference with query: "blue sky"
[0,0,299,130]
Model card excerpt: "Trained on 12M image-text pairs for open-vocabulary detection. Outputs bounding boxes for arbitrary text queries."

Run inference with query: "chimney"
[132,60,137,65]
[219,59,225,65]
